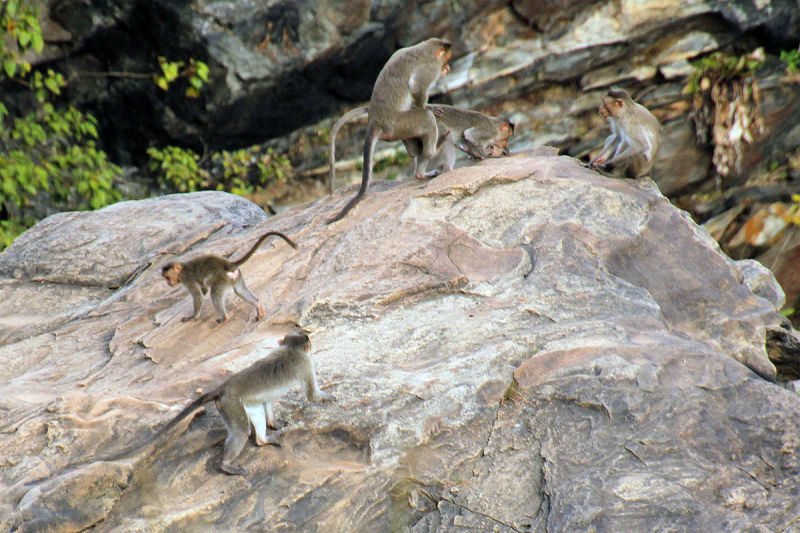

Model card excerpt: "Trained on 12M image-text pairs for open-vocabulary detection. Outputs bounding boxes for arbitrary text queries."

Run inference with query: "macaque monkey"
[162,231,297,323]
[407,104,515,176]
[327,104,512,193]
[589,88,661,179]
[327,38,452,223]
[138,332,332,475]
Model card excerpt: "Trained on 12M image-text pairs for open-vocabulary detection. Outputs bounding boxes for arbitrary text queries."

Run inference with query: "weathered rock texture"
[24,0,799,161]
[2,150,800,532]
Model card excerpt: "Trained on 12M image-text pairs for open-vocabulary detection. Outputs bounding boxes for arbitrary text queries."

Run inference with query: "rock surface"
[25,0,798,161]
[2,150,800,532]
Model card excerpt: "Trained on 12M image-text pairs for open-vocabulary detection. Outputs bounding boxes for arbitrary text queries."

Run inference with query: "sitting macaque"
[162,231,296,323]
[589,88,661,179]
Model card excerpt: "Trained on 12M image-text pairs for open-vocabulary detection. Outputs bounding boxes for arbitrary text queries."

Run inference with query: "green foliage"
[0,2,123,250]
[373,150,411,173]
[148,145,294,198]
[0,218,29,249]
[154,57,209,98]
[210,147,293,196]
[147,146,208,192]
[781,49,800,74]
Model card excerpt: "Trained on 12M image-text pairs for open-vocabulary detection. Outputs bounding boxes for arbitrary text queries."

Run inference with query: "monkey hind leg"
[393,108,440,179]
[244,403,283,447]
[210,285,231,323]
[233,275,264,321]
[218,396,251,475]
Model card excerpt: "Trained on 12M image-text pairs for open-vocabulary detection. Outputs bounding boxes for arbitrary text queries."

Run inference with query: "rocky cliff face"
[14,0,800,319]
[2,151,800,532]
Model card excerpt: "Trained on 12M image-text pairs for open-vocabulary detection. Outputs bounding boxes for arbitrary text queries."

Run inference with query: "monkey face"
[436,45,452,70]
[601,95,626,118]
[162,264,182,287]
[484,143,506,157]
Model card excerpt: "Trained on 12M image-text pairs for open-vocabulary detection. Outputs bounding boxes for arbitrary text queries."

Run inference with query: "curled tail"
[327,127,379,224]
[231,231,297,269]
[329,105,369,195]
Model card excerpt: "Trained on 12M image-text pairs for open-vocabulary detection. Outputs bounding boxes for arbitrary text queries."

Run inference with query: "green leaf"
[195,61,209,82]
[31,31,44,53]
[6,0,19,17]
[18,31,31,48]
[154,76,168,91]
[3,61,17,78]
[44,77,61,95]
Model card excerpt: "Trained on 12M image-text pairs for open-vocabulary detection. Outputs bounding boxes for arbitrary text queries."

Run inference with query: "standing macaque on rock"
[589,88,661,179]
[327,104,512,193]
[327,38,452,223]
[162,231,297,323]
[129,332,332,475]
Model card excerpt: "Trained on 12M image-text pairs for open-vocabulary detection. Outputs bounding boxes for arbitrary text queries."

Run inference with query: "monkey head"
[279,331,311,351]
[432,39,452,69]
[600,89,633,119]
[162,262,183,287]
[485,120,515,157]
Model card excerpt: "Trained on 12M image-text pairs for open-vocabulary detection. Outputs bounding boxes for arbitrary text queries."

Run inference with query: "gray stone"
[2,151,798,532]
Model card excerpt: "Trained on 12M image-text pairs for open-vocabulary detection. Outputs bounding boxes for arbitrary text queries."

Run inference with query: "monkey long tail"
[142,391,218,452]
[231,231,298,268]
[67,390,219,469]
[327,128,379,224]
[328,105,369,195]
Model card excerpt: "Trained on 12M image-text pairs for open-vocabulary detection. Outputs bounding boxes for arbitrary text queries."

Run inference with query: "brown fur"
[589,88,661,179]
[132,332,332,475]
[162,231,297,323]
[327,38,452,223]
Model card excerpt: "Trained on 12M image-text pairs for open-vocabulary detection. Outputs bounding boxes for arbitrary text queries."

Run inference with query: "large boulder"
[1,150,799,532]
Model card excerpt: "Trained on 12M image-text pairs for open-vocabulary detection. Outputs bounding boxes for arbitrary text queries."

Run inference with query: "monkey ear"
[615,99,624,108]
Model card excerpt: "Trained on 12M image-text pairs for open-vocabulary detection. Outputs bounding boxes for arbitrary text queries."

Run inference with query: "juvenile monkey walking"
[589,88,661,179]
[327,38,452,223]
[162,231,297,323]
[136,332,332,475]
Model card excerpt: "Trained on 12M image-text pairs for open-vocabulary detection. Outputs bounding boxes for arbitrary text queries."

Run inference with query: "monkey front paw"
[216,317,229,324]
[181,316,195,322]
[220,463,248,476]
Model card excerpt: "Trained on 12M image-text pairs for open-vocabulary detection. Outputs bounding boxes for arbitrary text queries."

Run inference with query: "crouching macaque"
[162,231,297,323]
[589,88,661,179]
[327,38,452,223]
[328,105,513,193]
[407,104,514,177]
[146,331,333,475]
